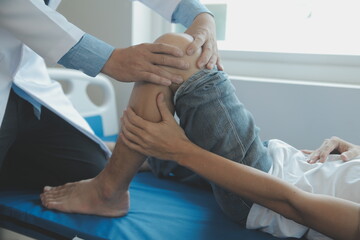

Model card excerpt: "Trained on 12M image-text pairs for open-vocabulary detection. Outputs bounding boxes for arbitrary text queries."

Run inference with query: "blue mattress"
[0,172,283,240]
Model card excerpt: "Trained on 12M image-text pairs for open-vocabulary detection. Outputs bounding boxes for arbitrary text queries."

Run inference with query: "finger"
[307,139,334,163]
[196,42,212,68]
[125,108,150,131]
[308,155,319,164]
[341,149,360,161]
[143,65,184,85]
[139,71,172,86]
[150,43,184,57]
[152,54,189,70]
[126,108,160,135]
[156,93,174,121]
[317,140,338,162]
[121,115,145,146]
[308,152,320,164]
[341,152,351,161]
[216,57,224,71]
[187,35,206,56]
[206,54,217,70]
[318,152,330,163]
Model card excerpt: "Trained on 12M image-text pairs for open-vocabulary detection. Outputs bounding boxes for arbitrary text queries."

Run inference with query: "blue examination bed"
[0,172,283,240]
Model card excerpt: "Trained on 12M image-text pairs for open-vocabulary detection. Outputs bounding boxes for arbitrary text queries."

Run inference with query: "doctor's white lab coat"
[0,0,181,157]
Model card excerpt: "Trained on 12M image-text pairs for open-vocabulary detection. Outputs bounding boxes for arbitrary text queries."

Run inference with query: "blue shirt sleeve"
[58,33,115,77]
[171,0,213,28]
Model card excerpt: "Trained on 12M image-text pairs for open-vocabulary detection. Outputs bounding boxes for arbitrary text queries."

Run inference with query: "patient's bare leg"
[40,82,174,216]
[40,32,199,216]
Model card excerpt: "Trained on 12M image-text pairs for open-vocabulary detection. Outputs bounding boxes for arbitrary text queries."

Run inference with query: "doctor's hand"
[302,136,360,163]
[120,93,191,161]
[185,13,223,71]
[102,43,189,86]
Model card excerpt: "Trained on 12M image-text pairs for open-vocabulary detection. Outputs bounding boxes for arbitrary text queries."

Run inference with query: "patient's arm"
[178,144,360,240]
[121,97,360,240]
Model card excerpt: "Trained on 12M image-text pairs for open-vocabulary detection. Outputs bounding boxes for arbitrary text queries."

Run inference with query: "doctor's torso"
[0,0,182,156]
[0,0,113,155]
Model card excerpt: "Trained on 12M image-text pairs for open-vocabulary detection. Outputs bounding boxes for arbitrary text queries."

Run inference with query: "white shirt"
[246,139,360,240]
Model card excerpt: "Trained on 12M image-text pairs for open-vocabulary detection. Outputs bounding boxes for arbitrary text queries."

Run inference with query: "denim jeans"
[148,69,272,225]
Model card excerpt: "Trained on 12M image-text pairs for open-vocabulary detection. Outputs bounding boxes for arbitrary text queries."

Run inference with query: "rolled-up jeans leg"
[175,70,272,225]
[149,69,272,224]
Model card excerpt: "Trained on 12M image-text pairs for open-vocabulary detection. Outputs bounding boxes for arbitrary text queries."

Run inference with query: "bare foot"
[40,178,129,217]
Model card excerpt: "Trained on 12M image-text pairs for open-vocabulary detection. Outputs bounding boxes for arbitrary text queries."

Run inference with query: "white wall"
[231,76,360,149]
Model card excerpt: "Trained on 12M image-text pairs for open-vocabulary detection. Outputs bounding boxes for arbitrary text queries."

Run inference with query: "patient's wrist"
[175,141,201,166]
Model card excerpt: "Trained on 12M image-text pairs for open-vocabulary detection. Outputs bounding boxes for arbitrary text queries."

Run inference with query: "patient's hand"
[121,93,191,161]
[302,136,360,163]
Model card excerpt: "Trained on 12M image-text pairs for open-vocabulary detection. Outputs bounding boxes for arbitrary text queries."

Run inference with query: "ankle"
[95,171,129,200]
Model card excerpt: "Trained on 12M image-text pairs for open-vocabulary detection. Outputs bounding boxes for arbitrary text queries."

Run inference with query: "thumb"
[156,93,173,121]
[341,149,358,161]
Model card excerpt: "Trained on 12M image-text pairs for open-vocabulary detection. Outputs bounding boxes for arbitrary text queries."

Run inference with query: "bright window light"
[178,0,360,55]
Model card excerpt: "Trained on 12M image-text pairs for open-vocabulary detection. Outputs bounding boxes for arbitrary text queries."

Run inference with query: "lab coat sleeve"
[58,34,115,77]
[0,0,85,64]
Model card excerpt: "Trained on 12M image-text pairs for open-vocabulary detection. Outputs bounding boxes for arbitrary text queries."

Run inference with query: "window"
[174,0,360,55]
[133,1,360,84]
